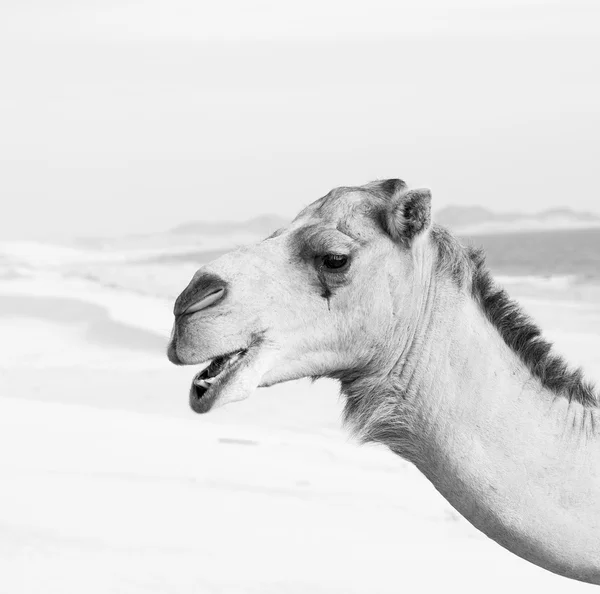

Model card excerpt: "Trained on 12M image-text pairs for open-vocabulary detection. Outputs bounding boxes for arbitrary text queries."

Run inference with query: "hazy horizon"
[2,0,599,240]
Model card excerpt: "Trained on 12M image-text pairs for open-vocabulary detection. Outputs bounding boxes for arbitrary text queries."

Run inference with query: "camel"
[168,179,600,585]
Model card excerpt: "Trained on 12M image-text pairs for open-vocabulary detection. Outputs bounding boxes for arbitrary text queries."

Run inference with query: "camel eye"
[322,254,349,271]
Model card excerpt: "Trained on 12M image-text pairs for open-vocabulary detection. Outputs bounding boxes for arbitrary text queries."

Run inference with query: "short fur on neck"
[341,223,598,453]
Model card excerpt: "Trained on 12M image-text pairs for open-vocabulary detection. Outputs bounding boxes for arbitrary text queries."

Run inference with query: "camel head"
[168,179,433,413]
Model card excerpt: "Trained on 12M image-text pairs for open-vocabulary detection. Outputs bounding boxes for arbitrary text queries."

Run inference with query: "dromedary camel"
[168,179,600,585]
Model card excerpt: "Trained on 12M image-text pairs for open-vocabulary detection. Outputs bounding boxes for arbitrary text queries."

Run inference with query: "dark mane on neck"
[432,225,598,408]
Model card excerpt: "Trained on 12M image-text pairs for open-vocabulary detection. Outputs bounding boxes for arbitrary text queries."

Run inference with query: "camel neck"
[404,286,600,584]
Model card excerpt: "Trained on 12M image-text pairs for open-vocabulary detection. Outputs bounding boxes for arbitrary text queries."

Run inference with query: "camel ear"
[383,187,432,245]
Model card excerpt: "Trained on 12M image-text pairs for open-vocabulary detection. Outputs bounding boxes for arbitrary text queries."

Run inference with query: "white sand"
[1,395,595,594]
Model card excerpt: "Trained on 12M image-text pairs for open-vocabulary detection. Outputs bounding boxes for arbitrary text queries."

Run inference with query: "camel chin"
[188,343,274,413]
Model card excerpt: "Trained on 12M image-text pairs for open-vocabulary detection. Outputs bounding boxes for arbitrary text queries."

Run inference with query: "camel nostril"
[174,273,229,317]
[183,287,226,316]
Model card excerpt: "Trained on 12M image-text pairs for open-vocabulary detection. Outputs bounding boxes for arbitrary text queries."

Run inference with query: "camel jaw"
[188,341,269,413]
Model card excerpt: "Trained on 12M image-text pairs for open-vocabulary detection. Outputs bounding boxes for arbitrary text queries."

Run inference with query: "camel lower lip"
[189,349,247,413]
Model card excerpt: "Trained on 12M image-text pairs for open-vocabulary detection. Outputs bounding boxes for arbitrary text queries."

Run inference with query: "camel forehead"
[291,187,383,234]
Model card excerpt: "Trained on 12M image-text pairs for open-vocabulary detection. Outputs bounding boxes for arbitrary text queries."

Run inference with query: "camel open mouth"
[189,348,249,413]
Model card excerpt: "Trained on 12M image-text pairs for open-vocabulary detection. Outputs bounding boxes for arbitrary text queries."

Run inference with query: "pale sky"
[1,0,599,239]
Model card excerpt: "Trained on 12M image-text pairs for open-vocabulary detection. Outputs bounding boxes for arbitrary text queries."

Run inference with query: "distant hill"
[170,215,288,236]
[435,206,600,235]
[171,208,600,238]
[76,207,600,254]
[74,215,288,255]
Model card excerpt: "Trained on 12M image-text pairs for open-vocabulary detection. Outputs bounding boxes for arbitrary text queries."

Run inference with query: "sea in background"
[467,227,600,281]
[1,225,599,594]
[463,227,600,299]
